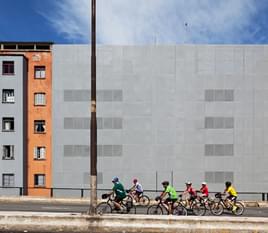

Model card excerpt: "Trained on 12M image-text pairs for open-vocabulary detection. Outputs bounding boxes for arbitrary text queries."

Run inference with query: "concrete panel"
[53,45,268,194]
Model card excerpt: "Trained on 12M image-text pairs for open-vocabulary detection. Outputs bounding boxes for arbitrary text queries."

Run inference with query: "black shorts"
[114,196,124,203]
[227,195,237,202]
[188,195,197,202]
[165,198,178,203]
[135,191,143,197]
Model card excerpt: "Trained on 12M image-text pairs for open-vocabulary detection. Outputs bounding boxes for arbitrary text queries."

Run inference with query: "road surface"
[0,201,267,217]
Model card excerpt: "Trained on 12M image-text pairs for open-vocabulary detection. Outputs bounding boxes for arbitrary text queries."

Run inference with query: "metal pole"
[89,0,97,215]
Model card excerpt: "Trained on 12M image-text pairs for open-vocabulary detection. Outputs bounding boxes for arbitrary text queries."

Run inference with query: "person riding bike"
[183,181,197,205]
[200,182,209,198]
[160,181,178,215]
[109,177,127,211]
[224,181,238,211]
[129,178,143,202]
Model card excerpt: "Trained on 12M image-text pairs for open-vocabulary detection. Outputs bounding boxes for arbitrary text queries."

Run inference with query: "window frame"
[2,117,15,132]
[2,145,15,160]
[34,92,46,106]
[2,61,15,75]
[2,173,15,187]
[34,120,46,134]
[34,174,45,187]
[34,66,46,79]
[2,89,15,104]
[34,146,46,160]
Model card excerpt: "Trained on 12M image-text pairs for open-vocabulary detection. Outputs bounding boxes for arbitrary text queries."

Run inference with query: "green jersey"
[113,182,126,199]
[165,185,178,199]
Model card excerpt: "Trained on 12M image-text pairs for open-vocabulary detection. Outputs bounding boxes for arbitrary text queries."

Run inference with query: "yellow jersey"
[226,186,237,197]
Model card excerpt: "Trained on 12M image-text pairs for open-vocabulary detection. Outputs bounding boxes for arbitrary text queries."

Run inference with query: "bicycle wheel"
[126,204,136,214]
[125,195,133,204]
[191,202,206,216]
[139,195,150,206]
[147,205,163,215]
[173,205,187,216]
[96,202,112,214]
[232,201,245,216]
[210,202,224,216]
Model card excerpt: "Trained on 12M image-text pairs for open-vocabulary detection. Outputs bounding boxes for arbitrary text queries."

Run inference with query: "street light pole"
[89,0,97,215]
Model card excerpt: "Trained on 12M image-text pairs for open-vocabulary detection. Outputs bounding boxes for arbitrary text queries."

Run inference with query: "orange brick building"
[0,42,52,197]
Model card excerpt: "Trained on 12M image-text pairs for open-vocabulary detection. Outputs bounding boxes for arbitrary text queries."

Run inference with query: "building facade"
[53,45,268,197]
[1,43,268,198]
[0,55,27,195]
[0,42,52,196]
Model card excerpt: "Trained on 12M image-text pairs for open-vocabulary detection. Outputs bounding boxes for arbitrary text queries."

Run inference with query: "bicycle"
[211,192,245,216]
[178,194,206,216]
[147,196,187,216]
[96,193,136,214]
[195,191,218,215]
[125,189,150,207]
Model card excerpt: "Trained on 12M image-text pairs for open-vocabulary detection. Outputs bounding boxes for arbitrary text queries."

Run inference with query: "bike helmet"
[185,181,192,185]
[112,177,119,183]
[225,181,231,187]
[133,178,138,183]
[162,181,169,186]
[202,182,207,185]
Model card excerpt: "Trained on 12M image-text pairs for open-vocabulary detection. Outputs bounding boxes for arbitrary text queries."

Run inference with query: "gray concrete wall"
[0,56,26,195]
[52,45,268,197]
[1,213,268,233]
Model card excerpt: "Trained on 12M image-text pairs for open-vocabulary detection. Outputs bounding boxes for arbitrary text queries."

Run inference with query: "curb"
[0,212,268,233]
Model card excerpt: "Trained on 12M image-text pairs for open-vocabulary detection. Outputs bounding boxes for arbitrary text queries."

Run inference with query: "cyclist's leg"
[231,196,237,211]
[113,196,122,210]
[163,198,170,214]
[136,191,143,202]
[165,198,173,214]
[170,199,177,214]
[134,191,139,202]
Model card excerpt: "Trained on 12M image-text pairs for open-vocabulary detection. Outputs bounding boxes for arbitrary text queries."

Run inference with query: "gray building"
[53,45,268,197]
[0,55,27,195]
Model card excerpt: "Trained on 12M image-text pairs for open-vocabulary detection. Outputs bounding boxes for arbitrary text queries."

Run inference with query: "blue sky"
[1,0,268,44]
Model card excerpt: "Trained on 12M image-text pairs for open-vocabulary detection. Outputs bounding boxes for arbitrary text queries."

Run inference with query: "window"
[2,61,14,75]
[2,145,14,160]
[205,172,233,183]
[34,174,45,186]
[205,89,234,102]
[2,174,15,187]
[2,89,14,103]
[2,118,14,131]
[34,66,46,79]
[34,146,46,160]
[34,120,45,133]
[204,144,234,156]
[205,117,234,129]
[34,93,46,106]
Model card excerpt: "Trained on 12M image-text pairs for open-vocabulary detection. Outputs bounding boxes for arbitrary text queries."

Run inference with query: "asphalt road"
[0,201,267,217]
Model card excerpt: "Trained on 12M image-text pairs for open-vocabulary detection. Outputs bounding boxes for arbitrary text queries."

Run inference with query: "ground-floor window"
[2,174,15,187]
[34,174,45,187]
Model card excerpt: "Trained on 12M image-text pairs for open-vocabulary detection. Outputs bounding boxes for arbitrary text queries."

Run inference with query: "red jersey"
[186,187,196,196]
[200,185,209,196]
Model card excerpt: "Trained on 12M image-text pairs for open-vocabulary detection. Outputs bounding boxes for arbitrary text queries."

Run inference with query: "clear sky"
[1,0,268,44]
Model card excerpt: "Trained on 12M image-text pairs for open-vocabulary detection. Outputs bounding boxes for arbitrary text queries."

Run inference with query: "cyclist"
[109,177,127,211]
[160,181,178,214]
[129,178,143,202]
[183,181,197,206]
[200,182,209,198]
[224,181,238,211]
